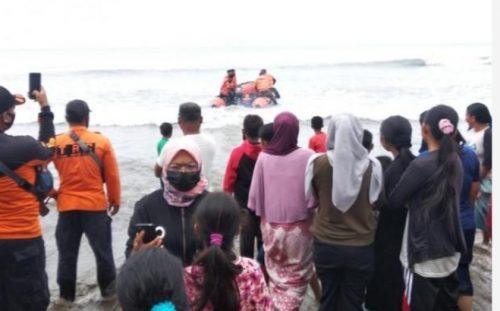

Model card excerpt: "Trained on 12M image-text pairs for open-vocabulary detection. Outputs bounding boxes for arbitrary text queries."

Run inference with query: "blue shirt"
[419,146,480,230]
[458,146,480,230]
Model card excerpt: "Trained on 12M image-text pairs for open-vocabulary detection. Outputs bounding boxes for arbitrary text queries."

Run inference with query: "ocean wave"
[14,116,405,129]
[57,58,430,76]
[331,58,428,68]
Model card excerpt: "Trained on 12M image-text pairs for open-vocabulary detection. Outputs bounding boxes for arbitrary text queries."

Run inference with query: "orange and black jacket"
[0,106,55,239]
[52,126,120,212]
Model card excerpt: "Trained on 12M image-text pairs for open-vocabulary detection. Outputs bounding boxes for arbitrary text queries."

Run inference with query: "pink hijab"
[161,139,208,207]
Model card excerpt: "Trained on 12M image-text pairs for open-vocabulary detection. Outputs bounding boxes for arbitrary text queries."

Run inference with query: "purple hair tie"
[210,233,223,246]
[439,119,454,135]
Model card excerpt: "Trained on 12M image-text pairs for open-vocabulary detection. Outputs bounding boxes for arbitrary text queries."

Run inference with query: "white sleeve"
[156,143,167,166]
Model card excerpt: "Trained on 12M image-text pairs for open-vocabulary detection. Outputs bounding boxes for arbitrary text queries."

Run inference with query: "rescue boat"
[210,81,279,108]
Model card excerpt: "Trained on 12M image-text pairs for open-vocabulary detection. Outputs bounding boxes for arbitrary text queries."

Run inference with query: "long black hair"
[380,115,416,169]
[117,248,187,311]
[192,192,242,311]
[419,105,461,228]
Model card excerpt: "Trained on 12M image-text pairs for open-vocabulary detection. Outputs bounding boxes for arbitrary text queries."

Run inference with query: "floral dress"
[184,256,274,311]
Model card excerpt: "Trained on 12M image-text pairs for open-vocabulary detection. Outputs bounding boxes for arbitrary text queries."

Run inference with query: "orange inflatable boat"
[211,81,279,108]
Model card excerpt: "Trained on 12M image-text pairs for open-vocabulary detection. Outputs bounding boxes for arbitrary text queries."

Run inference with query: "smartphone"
[135,223,166,243]
[29,73,41,100]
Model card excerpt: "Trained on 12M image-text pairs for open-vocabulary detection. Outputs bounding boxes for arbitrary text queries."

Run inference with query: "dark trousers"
[313,239,374,311]
[239,208,263,259]
[405,271,460,311]
[56,210,116,300]
[0,237,50,311]
[457,228,475,296]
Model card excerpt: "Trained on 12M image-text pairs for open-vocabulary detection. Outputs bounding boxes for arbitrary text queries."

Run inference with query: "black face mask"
[166,170,201,192]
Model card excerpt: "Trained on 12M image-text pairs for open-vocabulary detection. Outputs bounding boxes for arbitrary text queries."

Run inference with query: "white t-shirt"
[157,133,216,184]
[464,127,488,164]
[400,215,460,278]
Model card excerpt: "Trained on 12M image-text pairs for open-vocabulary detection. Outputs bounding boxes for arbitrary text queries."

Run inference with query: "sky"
[0,0,492,49]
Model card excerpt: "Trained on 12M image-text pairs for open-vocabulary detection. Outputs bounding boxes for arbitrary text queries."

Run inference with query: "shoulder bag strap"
[69,131,104,170]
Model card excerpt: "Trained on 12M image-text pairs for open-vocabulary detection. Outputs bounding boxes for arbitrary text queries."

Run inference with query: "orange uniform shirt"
[53,126,121,212]
[0,106,55,239]
[255,74,274,92]
[309,132,327,153]
[0,135,53,239]
[0,159,47,239]
[220,75,237,96]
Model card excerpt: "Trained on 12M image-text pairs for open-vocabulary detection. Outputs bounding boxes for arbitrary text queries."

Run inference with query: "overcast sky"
[0,0,492,49]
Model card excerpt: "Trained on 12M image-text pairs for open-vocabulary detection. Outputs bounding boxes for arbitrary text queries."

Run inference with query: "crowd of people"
[0,82,492,311]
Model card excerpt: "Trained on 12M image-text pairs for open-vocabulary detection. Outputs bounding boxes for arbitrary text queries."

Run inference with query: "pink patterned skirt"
[261,218,314,311]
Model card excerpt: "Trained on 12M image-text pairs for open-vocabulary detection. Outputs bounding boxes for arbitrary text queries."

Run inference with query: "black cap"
[66,99,91,116]
[178,102,201,122]
[0,86,16,114]
[66,100,91,124]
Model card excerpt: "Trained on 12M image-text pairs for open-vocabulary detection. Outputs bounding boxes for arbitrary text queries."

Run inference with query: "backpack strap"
[0,160,49,216]
[0,160,35,193]
[69,131,104,172]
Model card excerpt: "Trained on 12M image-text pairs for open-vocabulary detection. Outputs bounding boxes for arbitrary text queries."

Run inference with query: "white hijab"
[305,114,383,213]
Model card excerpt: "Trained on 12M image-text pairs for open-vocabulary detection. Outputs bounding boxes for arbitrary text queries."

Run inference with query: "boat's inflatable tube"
[252,97,272,108]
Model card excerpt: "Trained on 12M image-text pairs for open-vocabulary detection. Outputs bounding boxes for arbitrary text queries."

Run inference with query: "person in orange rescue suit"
[255,69,279,105]
[0,86,55,311]
[52,99,121,303]
[219,68,237,105]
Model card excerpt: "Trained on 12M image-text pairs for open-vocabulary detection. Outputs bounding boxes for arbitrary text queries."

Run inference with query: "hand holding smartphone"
[29,73,41,100]
[135,223,166,243]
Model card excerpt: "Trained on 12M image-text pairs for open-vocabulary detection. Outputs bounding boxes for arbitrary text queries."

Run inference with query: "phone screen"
[135,223,157,243]
[29,73,41,100]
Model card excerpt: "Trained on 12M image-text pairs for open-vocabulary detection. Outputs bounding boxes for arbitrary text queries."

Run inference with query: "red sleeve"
[223,146,244,193]
[308,136,315,151]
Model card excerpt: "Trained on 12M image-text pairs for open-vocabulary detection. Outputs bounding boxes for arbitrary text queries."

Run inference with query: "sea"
[0,44,492,310]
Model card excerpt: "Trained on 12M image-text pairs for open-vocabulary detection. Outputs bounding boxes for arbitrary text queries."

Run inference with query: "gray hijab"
[326,114,382,212]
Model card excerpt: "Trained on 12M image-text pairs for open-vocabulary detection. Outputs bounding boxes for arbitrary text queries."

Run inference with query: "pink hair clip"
[210,233,224,246]
[438,119,454,135]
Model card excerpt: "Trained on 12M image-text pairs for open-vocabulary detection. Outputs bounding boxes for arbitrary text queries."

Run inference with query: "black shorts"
[403,268,459,311]
[0,237,50,311]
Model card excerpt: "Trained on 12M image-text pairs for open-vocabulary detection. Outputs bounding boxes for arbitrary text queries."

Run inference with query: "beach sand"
[10,121,487,311]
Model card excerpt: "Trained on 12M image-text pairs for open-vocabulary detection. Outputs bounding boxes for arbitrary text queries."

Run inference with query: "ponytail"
[398,147,416,169]
[380,115,415,169]
[419,105,460,234]
[191,192,242,311]
[193,246,241,311]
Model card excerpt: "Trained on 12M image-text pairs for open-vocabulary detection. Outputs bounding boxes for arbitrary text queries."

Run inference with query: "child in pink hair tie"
[184,192,274,311]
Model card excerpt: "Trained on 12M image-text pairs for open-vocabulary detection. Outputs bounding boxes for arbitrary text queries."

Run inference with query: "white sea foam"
[1,44,491,128]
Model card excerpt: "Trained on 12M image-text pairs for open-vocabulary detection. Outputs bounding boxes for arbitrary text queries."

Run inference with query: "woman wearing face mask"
[125,140,208,266]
